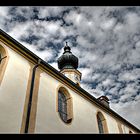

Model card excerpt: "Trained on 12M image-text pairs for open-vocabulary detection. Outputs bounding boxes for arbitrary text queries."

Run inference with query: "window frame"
[129,130,133,134]
[0,44,9,85]
[96,111,108,134]
[57,86,73,124]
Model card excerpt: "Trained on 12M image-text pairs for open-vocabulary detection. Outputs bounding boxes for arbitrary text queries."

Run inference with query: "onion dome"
[57,42,78,70]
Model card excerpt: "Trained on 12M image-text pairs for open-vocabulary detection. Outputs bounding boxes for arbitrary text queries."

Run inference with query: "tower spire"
[57,42,82,85]
[64,42,71,54]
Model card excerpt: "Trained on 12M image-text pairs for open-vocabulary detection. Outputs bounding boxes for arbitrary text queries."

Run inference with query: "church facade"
[0,29,140,133]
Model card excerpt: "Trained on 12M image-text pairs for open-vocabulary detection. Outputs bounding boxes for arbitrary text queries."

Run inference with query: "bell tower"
[57,42,81,85]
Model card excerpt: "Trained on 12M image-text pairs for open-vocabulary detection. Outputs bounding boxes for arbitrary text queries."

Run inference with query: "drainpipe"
[24,59,41,133]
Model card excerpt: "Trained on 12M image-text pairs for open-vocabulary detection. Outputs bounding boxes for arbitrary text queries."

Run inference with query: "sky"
[0,6,140,129]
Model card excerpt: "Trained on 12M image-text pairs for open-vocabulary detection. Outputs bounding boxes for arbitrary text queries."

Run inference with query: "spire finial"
[64,41,71,53]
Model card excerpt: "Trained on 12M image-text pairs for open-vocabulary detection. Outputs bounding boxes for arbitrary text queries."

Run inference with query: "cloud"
[0,6,140,129]
[111,100,140,129]
[0,7,10,30]
[37,7,67,18]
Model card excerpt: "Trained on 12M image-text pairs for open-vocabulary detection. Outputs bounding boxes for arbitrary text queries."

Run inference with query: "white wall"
[35,71,137,133]
[0,41,31,133]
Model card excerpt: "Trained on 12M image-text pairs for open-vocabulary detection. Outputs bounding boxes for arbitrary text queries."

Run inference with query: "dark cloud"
[20,35,40,45]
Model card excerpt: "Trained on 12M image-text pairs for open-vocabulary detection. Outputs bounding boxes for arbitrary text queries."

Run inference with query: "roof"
[0,28,140,133]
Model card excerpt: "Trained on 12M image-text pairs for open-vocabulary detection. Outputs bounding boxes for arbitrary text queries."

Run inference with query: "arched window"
[0,45,8,85]
[58,91,67,122]
[97,112,108,134]
[117,122,123,133]
[97,113,104,133]
[57,87,73,123]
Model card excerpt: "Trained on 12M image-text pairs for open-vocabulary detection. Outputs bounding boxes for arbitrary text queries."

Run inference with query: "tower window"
[57,87,73,123]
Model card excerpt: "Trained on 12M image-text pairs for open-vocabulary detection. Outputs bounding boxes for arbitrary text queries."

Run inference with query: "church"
[0,29,140,133]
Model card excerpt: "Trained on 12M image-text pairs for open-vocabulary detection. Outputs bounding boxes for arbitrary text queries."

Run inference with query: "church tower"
[57,42,82,85]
